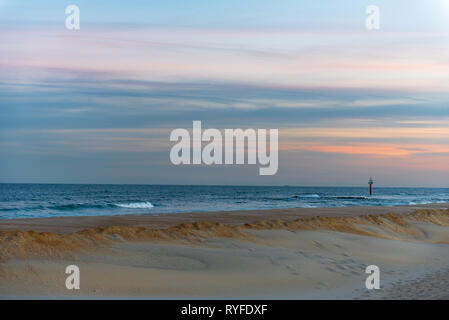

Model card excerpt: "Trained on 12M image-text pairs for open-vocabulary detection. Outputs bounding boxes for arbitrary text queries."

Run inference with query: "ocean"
[0,183,448,219]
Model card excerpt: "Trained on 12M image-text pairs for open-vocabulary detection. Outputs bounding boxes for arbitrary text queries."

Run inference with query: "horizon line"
[1,182,448,189]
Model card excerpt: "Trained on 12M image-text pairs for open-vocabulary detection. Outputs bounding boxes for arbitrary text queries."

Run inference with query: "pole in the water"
[368,177,374,195]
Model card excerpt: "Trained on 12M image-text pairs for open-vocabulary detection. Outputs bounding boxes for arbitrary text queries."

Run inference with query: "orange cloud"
[280,142,449,158]
[280,127,449,139]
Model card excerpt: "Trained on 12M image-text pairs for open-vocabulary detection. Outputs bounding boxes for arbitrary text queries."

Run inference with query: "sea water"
[1,183,448,219]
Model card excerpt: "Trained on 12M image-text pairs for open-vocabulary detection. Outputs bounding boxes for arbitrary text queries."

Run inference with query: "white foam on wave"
[115,201,154,209]
[408,200,434,205]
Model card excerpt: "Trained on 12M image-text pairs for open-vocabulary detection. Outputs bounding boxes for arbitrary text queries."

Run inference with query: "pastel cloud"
[1,27,449,93]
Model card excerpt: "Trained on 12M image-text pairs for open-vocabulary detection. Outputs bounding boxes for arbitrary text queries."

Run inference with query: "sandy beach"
[1,204,449,299]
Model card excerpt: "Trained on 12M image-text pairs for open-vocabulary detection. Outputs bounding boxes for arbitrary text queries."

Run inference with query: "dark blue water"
[0,183,448,219]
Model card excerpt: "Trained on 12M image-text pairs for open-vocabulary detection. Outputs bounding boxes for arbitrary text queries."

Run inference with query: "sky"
[1,1,449,186]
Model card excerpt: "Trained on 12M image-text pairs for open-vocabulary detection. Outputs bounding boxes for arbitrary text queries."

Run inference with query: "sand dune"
[1,209,448,262]
[1,207,449,299]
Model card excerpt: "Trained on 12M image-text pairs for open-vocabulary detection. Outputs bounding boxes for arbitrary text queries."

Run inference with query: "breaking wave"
[114,202,154,209]
[295,194,320,198]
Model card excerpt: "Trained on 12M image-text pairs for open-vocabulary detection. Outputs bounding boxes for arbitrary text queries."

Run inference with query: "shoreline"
[1,203,448,234]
